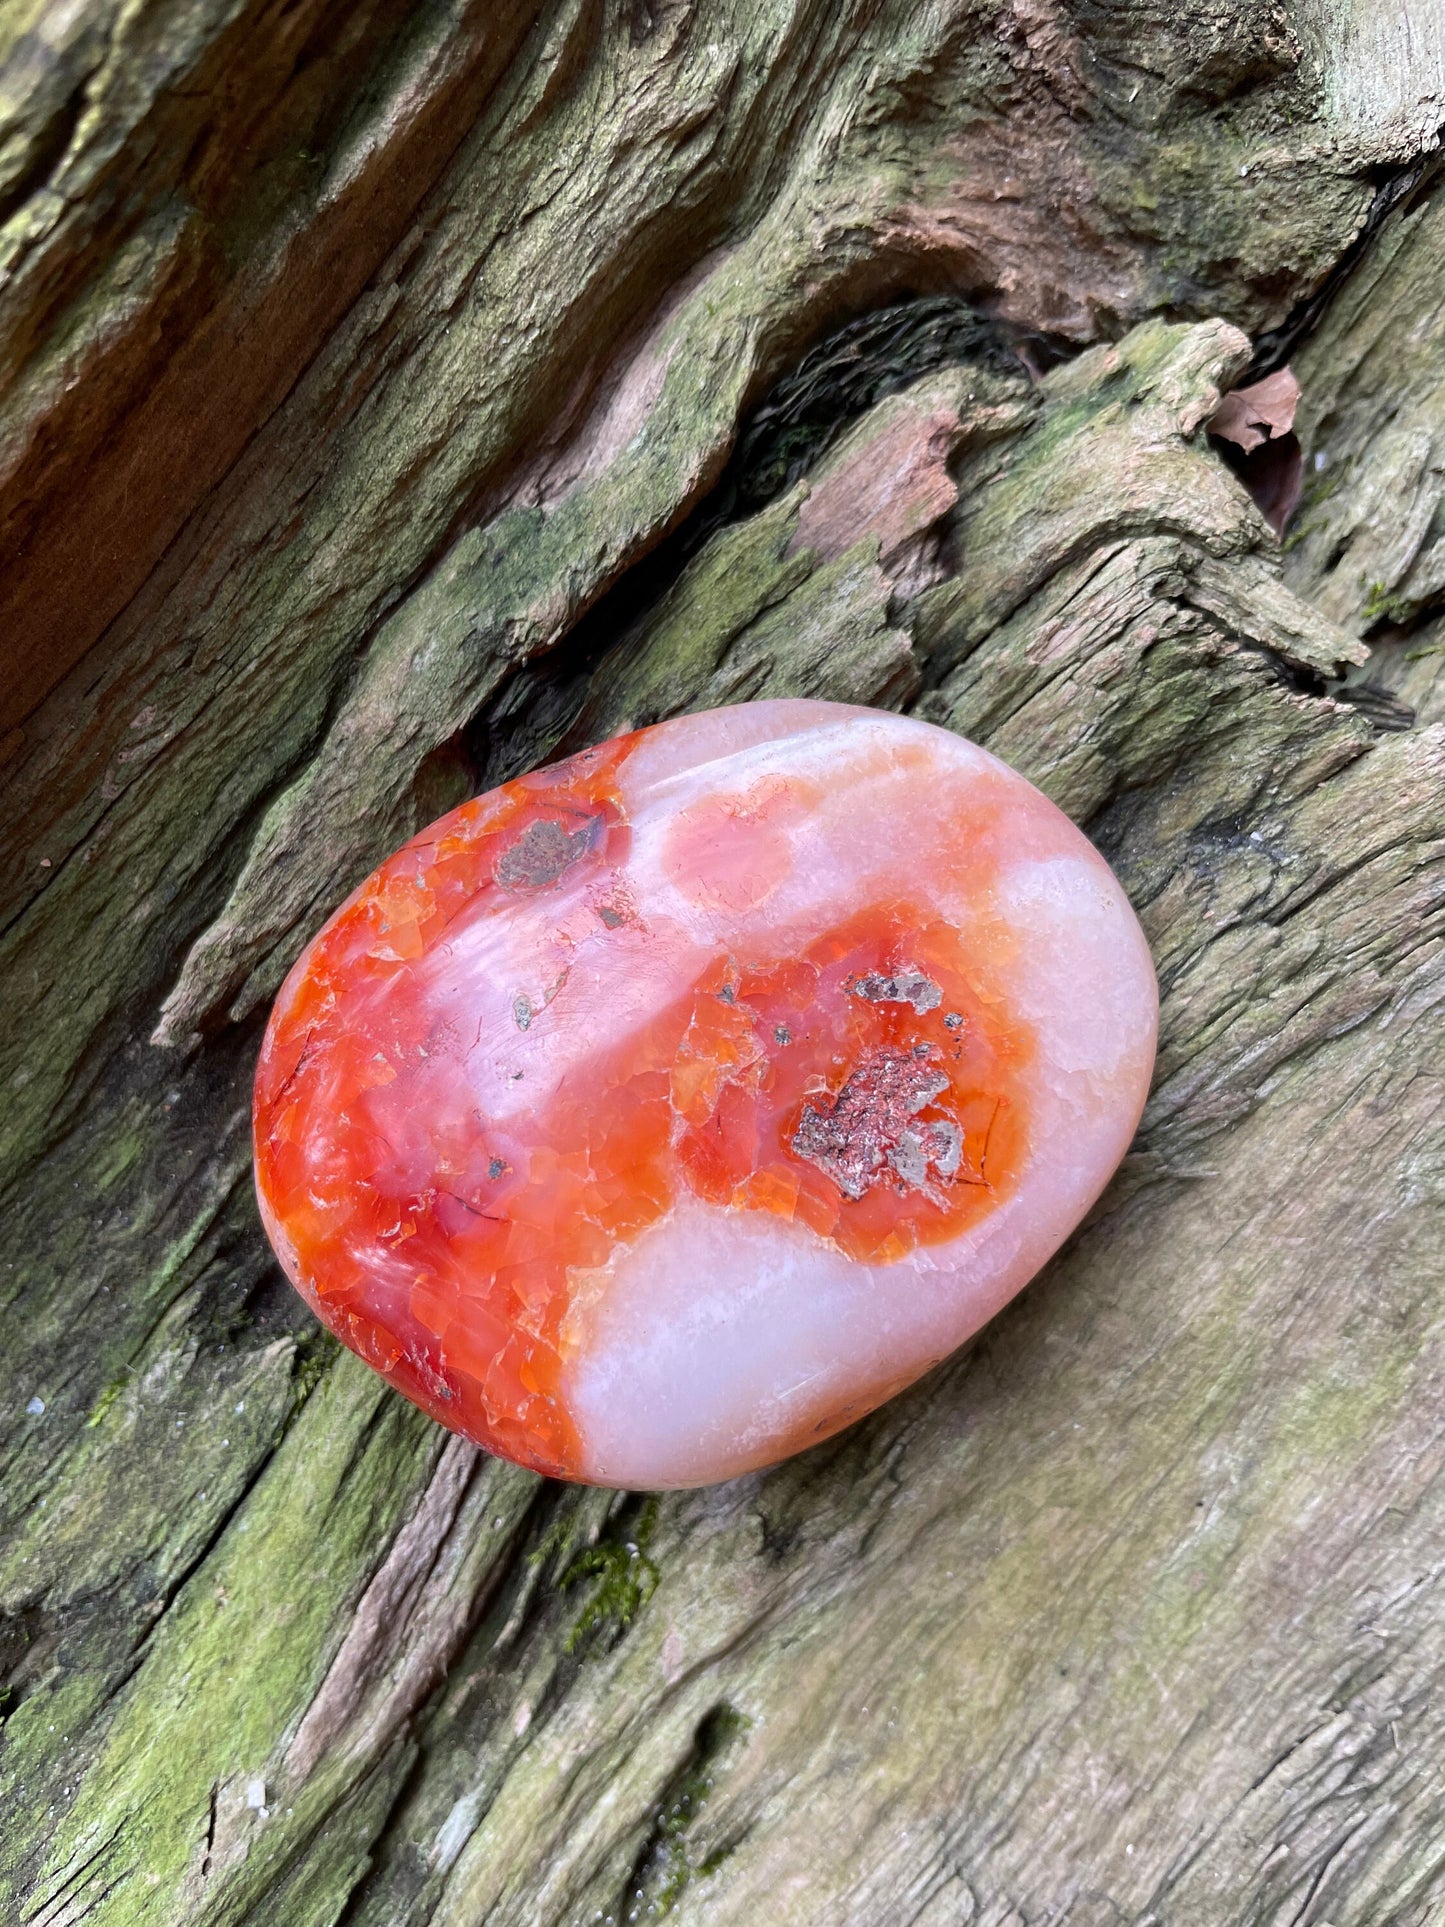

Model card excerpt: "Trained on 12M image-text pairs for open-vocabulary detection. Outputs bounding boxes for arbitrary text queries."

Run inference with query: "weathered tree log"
[2,5,1444,1923]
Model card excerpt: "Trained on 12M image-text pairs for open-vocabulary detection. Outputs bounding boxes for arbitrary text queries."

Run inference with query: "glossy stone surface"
[253,702,1157,1487]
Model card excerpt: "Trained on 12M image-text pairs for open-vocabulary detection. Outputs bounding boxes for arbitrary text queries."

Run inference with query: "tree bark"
[2,5,1444,1924]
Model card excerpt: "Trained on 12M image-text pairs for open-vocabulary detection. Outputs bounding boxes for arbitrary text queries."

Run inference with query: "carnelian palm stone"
[253,701,1157,1487]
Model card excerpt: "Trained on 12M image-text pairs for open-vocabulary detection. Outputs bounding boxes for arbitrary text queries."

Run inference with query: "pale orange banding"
[661,772,820,913]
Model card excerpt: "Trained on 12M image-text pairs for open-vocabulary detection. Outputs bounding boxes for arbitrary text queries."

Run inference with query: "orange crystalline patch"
[254,735,640,1476]
[665,915,1031,1265]
[253,701,1158,1488]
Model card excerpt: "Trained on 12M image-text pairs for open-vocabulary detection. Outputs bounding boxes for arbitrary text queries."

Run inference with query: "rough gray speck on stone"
[849,970,943,1014]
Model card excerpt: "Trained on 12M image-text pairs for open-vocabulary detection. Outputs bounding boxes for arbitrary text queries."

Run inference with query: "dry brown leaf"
[1207,365,1302,452]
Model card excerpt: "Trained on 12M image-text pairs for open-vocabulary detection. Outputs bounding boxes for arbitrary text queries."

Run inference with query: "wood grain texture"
[1,4,1443,1923]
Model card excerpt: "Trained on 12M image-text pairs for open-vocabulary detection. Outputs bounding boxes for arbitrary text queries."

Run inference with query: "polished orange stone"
[253,701,1156,1485]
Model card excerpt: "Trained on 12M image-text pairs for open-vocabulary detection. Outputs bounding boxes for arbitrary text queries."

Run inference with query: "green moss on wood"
[562,1497,661,1655]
